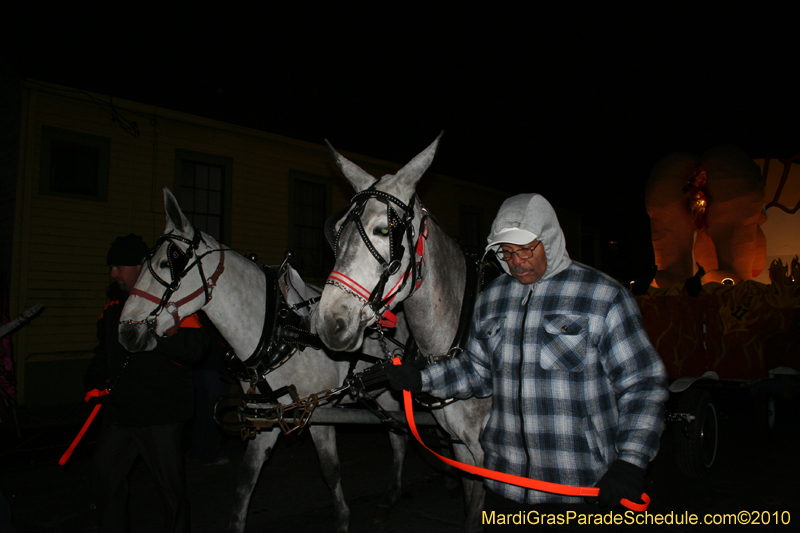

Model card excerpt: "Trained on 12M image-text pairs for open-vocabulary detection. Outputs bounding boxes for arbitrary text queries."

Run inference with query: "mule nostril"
[333,318,347,336]
[119,323,148,352]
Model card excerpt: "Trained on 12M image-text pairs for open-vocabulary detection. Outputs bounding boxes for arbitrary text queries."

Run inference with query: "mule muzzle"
[118,322,157,352]
[312,313,367,352]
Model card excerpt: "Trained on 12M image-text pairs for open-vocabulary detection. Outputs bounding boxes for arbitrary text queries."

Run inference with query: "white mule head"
[313,134,441,352]
[119,188,223,352]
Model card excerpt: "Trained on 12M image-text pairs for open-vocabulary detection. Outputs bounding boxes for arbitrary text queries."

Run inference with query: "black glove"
[384,365,423,394]
[585,459,645,507]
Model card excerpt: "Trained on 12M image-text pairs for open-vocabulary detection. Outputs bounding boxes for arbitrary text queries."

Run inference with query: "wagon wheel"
[673,389,718,479]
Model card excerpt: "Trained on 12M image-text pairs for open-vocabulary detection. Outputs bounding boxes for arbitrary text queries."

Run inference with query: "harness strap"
[327,271,398,328]
[390,358,650,512]
[164,247,226,335]
[354,210,388,269]
[129,246,226,335]
[449,254,479,355]
[328,189,428,325]
[174,252,224,308]
[128,288,162,305]
[224,264,326,383]
[325,213,428,329]
[414,216,428,290]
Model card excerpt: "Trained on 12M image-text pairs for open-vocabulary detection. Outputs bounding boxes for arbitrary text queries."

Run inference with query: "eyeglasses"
[495,241,541,261]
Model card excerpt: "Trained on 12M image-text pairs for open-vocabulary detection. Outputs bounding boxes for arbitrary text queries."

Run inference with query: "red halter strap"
[326,216,428,329]
[129,246,225,336]
[326,271,397,328]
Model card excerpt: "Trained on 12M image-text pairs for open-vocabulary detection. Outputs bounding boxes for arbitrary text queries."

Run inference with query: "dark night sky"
[3,3,798,276]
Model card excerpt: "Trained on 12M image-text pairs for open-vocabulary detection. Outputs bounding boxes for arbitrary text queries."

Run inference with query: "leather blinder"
[166,241,190,279]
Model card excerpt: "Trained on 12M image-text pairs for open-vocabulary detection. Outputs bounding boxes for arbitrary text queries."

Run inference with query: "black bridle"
[325,186,428,324]
[126,229,225,337]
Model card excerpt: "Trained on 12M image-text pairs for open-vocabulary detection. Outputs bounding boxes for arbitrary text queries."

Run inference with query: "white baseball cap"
[485,228,538,252]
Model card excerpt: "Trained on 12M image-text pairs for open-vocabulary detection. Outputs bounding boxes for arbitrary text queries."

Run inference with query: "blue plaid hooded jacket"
[421,194,668,504]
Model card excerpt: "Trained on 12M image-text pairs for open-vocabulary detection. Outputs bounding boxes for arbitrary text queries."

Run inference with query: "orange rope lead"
[58,404,102,466]
[58,389,109,466]
[392,357,649,512]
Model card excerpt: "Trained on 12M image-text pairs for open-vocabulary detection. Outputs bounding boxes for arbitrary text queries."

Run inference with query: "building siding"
[7,79,512,406]
[0,74,23,274]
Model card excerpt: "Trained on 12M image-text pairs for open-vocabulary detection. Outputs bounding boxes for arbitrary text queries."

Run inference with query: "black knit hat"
[106,234,150,266]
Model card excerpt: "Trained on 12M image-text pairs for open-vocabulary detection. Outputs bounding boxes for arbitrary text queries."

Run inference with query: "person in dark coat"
[84,234,209,533]
[185,313,233,466]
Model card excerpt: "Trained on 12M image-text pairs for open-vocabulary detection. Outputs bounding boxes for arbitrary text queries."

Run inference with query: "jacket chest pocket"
[539,314,589,372]
[475,316,505,356]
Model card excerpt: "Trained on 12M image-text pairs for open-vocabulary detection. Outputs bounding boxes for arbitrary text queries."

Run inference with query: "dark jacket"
[84,284,209,427]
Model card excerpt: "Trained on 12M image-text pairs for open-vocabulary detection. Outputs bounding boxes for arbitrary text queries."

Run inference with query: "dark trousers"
[483,489,626,532]
[91,422,189,533]
[185,369,230,463]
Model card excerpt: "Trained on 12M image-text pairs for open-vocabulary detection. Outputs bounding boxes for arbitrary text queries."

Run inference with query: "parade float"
[636,147,799,478]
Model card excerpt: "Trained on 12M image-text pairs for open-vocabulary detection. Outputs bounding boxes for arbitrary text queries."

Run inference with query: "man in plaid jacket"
[388,193,668,525]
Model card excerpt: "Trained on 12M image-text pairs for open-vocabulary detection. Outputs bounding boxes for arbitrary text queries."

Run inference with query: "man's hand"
[384,365,423,393]
[585,459,645,507]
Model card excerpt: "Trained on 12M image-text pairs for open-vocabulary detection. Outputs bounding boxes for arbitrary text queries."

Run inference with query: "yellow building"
[1,77,517,407]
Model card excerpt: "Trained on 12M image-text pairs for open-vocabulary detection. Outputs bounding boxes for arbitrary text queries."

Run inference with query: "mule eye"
[159,260,169,269]
[373,227,390,237]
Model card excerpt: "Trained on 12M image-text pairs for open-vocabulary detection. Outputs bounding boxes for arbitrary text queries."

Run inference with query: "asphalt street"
[2,386,798,533]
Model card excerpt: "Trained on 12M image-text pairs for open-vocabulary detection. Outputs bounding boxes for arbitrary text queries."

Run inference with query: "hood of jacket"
[485,193,572,281]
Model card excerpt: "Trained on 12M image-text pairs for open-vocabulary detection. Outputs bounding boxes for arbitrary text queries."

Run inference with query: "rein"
[392,358,651,512]
[326,187,429,328]
[126,230,225,337]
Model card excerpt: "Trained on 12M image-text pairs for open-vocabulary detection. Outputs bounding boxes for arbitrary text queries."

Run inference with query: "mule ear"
[326,139,377,192]
[163,187,192,236]
[393,132,443,193]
